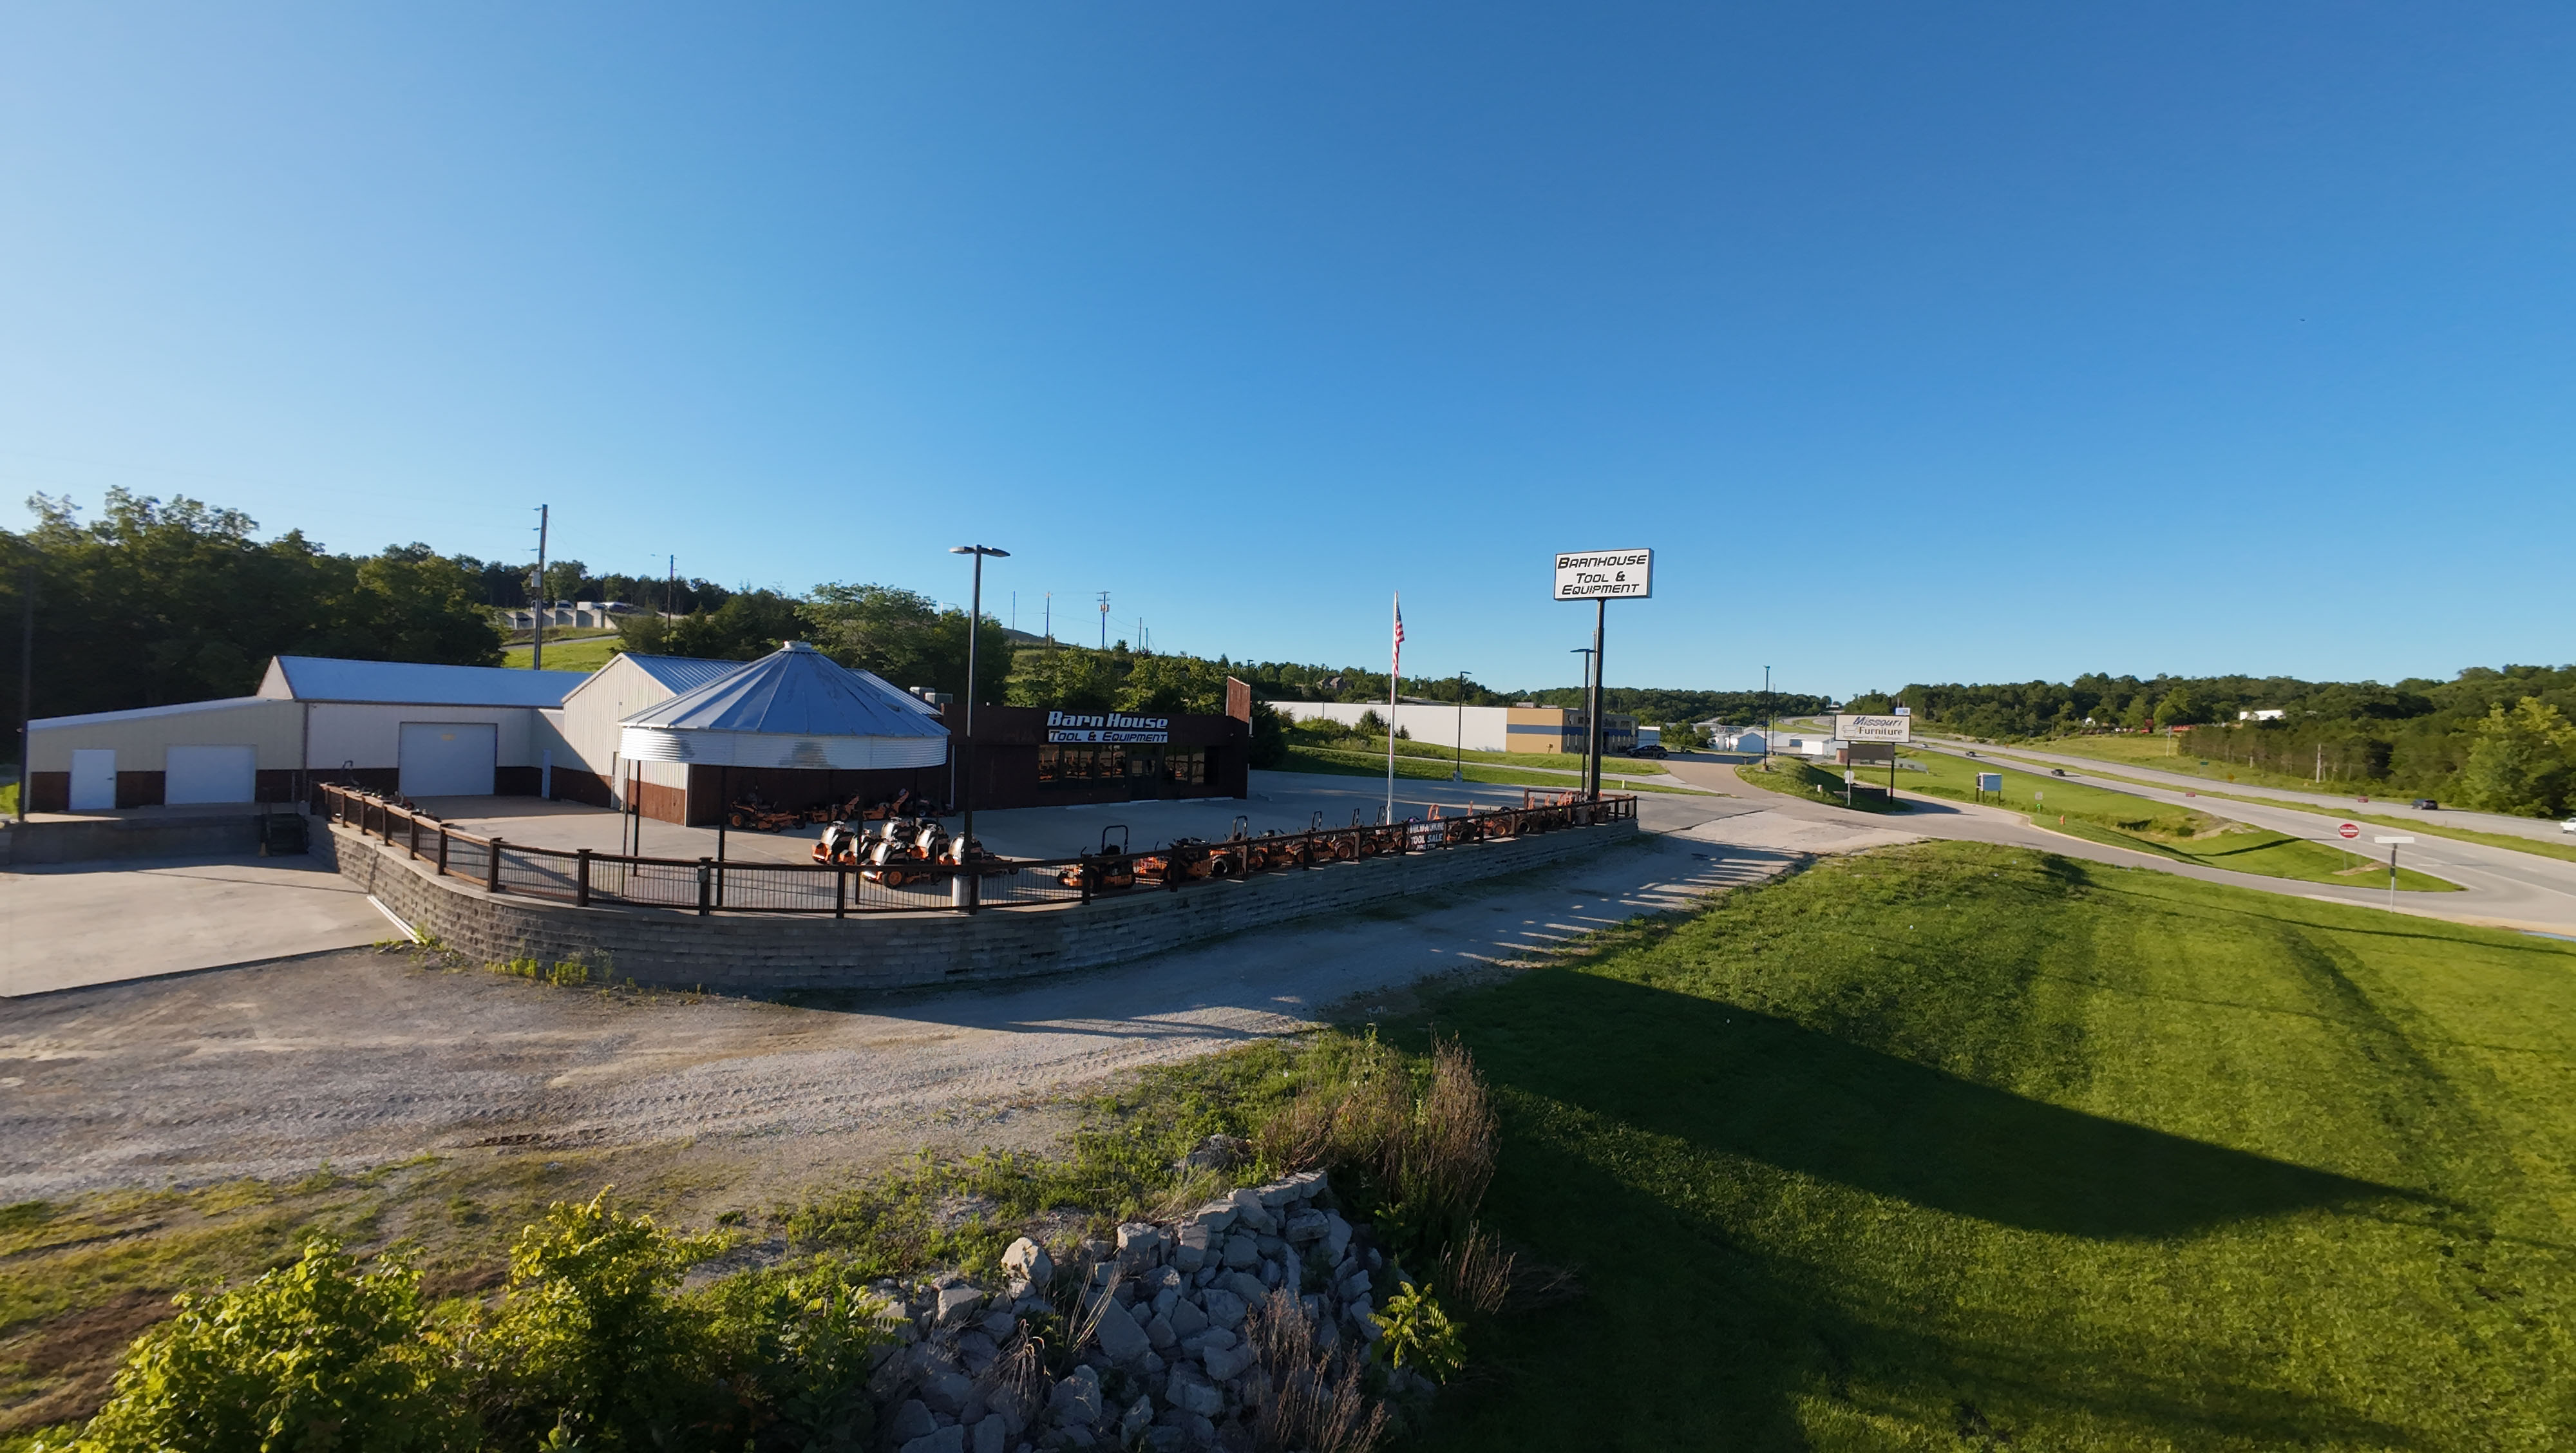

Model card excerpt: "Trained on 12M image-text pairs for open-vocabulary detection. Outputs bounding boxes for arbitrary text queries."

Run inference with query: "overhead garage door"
[166,745,258,804]
[399,722,497,797]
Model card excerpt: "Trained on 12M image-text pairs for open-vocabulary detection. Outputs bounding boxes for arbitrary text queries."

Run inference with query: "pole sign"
[1977,772,2003,793]
[2338,822,2360,840]
[1554,548,1653,600]
[1835,713,1913,743]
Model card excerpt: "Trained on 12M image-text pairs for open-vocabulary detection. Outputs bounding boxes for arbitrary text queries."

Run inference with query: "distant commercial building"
[1274,701,1634,755]
[504,601,652,632]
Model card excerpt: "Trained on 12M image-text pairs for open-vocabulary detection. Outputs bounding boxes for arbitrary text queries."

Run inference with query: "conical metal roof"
[618,641,949,770]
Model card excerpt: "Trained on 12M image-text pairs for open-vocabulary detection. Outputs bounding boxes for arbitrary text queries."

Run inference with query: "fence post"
[437,826,450,877]
[407,815,419,860]
[696,858,713,916]
[834,864,847,919]
[486,837,504,895]
[575,848,592,908]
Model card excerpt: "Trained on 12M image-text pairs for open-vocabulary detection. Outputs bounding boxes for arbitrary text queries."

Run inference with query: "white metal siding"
[68,749,117,809]
[309,703,535,772]
[399,723,498,796]
[166,745,258,803]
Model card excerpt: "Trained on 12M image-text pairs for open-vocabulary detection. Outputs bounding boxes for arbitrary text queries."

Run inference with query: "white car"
[2563,819,2576,834]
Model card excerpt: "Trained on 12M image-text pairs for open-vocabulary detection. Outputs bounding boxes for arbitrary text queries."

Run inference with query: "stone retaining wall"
[0,812,289,868]
[319,813,1639,992]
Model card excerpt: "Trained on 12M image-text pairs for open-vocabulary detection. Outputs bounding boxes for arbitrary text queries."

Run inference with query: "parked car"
[1629,744,1669,759]
[2412,799,2439,810]
[2562,819,2576,833]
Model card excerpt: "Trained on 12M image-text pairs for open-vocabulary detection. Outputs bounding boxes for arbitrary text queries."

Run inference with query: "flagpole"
[1386,592,1399,823]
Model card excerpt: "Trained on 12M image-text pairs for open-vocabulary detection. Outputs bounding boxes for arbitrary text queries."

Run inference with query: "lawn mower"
[1057,825,1137,893]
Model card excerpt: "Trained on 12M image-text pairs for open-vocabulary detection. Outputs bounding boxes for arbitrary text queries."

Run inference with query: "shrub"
[466,1192,734,1450]
[66,1239,471,1453]
[1369,1285,1465,1383]
[696,1258,905,1448]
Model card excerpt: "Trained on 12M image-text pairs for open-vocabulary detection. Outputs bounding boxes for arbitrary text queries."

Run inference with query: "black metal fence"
[314,784,1638,918]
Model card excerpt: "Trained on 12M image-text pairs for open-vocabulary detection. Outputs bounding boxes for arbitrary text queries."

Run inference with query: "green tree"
[799,583,1009,701]
[2456,698,2576,817]
[1119,652,1232,715]
[1007,645,1124,713]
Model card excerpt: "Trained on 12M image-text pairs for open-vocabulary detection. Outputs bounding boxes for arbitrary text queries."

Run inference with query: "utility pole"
[1097,591,1110,651]
[15,563,32,822]
[528,504,549,670]
[665,555,676,618]
[1045,592,1053,652]
[950,546,1009,912]
[1763,665,1773,766]
[1454,671,1467,782]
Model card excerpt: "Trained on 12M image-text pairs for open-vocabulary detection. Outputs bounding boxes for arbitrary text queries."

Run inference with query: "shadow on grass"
[1417,968,2425,1450]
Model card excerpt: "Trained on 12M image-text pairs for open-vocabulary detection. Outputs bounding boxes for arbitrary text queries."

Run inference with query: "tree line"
[1882,667,2576,817]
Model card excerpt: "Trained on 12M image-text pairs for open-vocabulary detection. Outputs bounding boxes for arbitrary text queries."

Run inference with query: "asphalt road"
[1659,754,2576,935]
[1931,736,2576,844]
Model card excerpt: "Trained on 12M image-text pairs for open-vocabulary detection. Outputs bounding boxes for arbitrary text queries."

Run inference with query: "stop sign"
[2338,822,2360,840]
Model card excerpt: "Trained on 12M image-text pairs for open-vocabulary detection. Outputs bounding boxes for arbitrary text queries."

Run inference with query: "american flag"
[1391,595,1404,674]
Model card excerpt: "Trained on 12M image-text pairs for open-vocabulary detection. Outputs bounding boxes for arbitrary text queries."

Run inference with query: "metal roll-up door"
[166,745,258,804]
[399,722,498,797]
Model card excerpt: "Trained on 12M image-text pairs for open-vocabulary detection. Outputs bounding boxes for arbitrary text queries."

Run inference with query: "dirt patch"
[1,1288,172,1431]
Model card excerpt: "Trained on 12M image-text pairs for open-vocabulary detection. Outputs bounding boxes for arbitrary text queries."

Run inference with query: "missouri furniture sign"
[1835,713,1913,743]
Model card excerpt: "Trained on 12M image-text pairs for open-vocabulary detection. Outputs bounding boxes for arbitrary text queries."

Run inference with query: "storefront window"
[1039,744,1128,784]
[1165,750,1205,785]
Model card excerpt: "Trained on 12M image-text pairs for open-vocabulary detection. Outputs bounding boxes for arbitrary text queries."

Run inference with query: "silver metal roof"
[617,641,949,770]
[258,656,578,708]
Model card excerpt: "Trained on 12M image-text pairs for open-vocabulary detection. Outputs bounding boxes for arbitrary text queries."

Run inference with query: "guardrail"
[312,784,1636,918]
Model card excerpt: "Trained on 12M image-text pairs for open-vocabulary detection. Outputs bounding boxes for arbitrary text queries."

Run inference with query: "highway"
[1658,750,2576,936]
[1906,739,2576,934]
[1924,734,2576,845]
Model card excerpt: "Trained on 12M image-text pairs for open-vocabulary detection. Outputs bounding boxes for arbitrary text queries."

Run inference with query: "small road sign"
[2338,822,2360,840]
[2374,835,2416,846]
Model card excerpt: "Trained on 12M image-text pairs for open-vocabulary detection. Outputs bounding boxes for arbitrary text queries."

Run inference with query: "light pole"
[1762,665,1773,767]
[951,546,1009,910]
[1454,672,1467,783]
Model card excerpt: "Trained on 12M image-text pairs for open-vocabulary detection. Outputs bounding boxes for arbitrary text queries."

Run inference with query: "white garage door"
[399,722,497,797]
[166,745,258,804]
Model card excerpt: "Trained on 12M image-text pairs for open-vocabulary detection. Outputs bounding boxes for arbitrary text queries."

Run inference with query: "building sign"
[1045,709,1170,745]
[1553,548,1653,600]
[1835,713,1913,743]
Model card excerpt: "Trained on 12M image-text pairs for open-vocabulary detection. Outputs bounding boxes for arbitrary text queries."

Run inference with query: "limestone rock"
[971,1415,1007,1453]
[889,1398,938,1443]
[1093,1298,1152,1364]
[1165,1365,1226,1418]
[937,1286,985,1329]
[1199,1287,1248,1329]
[1003,1237,1054,1287]
[898,1427,966,1453]
[1221,1234,1260,1269]
[1117,1222,1166,1264]
[1202,1339,1254,1381]
[1224,1271,1268,1307]
[1168,1295,1209,1338]
[1283,1208,1329,1244]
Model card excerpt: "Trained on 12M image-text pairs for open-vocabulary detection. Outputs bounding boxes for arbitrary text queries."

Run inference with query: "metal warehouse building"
[26,645,1254,821]
[25,657,576,812]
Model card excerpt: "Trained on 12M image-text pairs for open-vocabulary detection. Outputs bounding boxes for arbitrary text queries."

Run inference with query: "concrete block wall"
[319,815,1640,992]
[0,813,283,868]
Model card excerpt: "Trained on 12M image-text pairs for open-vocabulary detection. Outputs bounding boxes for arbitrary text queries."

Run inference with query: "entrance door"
[166,745,257,804]
[1126,747,1165,799]
[399,722,498,797]
[68,748,116,810]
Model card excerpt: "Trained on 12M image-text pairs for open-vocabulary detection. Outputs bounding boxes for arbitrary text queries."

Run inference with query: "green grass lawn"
[1399,840,2576,1449]
[1304,730,1669,777]
[1902,750,2458,891]
[1733,757,1909,813]
[1998,730,2409,798]
[2065,774,2576,868]
[498,632,622,672]
[1279,745,1701,794]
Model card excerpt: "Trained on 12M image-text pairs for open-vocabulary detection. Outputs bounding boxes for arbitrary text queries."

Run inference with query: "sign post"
[1553,549,1653,802]
[2374,835,2415,912]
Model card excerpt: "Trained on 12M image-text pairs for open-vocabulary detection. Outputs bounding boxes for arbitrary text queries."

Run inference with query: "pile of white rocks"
[876,1168,1392,1453]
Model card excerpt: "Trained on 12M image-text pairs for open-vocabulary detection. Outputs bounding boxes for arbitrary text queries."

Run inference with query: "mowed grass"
[1732,757,1908,813]
[498,632,622,672]
[1902,750,2458,891]
[2012,730,2391,796]
[1401,840,2576,1450]
[1278,746,1701,794]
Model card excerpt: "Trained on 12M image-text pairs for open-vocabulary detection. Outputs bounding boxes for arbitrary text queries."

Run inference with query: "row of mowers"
[808,815,1013,888]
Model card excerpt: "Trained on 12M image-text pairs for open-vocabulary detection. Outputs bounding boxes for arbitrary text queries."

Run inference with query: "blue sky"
[3,5,2570,700]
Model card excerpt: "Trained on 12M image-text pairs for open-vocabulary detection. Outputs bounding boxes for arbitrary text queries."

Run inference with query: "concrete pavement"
[1,854,395,998]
